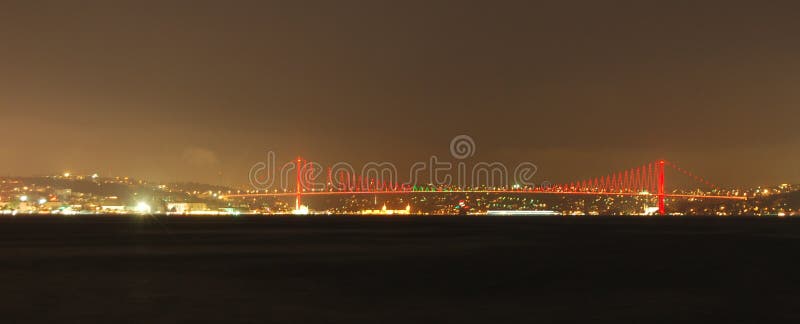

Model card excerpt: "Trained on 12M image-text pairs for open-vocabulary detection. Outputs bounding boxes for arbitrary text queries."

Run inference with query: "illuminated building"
[361,204,412,215]
[167,203,209,214]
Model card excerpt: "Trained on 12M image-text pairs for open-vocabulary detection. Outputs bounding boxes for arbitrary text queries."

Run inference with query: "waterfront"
[2,216,799,323]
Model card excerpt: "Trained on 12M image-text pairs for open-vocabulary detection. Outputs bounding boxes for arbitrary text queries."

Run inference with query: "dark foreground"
[1,216,799,323]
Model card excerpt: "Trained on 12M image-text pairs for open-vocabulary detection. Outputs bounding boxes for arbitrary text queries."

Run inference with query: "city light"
[134,202,152,214]
[292,205,309,215]
[20,195,28,202]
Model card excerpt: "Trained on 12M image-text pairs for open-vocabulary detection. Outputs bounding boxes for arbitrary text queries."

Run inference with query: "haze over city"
[2,1,799,187]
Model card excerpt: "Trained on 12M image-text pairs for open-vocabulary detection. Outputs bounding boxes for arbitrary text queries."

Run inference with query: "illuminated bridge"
[224,158,746,215]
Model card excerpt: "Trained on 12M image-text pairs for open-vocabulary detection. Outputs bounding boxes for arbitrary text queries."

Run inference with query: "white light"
[63,172,71,177]
[38,198,47,204]
[19,195,28,202]
[292,205,309,215]
[91,173,99,179]
[135,202,152,214]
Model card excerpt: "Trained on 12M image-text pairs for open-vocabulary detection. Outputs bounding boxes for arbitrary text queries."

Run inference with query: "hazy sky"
[1,1,798,188]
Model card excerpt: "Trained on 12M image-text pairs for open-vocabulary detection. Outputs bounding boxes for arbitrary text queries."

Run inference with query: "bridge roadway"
[222,190,747,200]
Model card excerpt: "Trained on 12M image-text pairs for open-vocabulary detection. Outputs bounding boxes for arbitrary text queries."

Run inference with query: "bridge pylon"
[658,160,665,215]
[295,156,302,211]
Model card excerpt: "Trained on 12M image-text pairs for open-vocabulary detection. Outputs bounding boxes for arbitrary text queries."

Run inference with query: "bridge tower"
[295,156,302,211]
[658,160,665,215]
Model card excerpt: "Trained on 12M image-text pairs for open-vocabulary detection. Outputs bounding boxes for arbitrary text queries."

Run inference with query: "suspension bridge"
[224,158,746,215]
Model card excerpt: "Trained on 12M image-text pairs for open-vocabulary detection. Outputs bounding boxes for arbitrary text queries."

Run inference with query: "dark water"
[1,216,799,323]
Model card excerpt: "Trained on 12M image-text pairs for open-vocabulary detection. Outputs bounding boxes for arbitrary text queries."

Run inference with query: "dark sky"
[2,0,798,188]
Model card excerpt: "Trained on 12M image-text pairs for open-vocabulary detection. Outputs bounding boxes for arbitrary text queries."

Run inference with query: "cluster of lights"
[134,202,151,214]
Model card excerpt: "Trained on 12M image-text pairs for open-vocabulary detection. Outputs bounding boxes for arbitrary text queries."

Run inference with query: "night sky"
[2,1,798,187]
